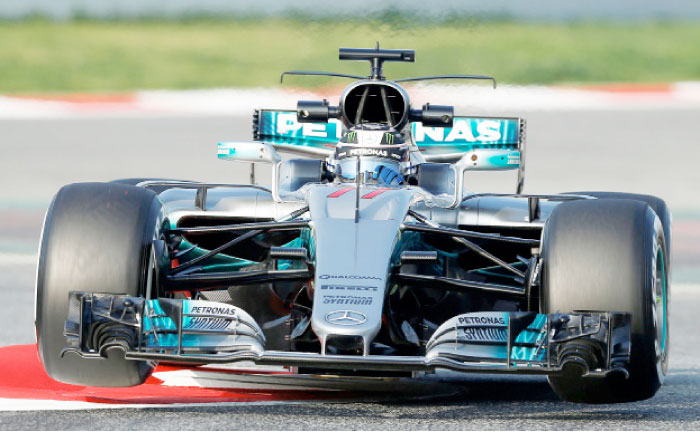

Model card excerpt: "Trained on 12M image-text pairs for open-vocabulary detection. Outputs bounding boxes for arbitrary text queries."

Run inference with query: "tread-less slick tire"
[36,182,163,386]
[542,198,669,403]
[566,191,672,259]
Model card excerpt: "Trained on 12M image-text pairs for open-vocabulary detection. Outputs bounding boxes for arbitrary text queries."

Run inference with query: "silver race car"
[35,47,670,403]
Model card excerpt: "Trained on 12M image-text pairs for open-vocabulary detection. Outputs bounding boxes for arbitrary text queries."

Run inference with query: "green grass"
[1,19,700,93]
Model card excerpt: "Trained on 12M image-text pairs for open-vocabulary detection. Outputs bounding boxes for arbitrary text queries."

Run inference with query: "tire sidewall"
[649,212,670,382]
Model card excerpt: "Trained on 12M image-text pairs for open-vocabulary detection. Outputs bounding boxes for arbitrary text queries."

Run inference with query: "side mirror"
[297,100,340,124]
[410,104,454,127]
[218,141,281,164]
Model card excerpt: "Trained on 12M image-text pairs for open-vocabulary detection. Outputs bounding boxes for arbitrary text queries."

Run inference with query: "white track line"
[0,397,304,412]
[151,369,334,391]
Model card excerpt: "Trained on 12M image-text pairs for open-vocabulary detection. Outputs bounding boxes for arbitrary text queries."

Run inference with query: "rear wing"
[253,109,527,192]
[254,109,524,159]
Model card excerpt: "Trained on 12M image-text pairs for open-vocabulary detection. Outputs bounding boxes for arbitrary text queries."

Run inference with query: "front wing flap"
[63,293,265,358]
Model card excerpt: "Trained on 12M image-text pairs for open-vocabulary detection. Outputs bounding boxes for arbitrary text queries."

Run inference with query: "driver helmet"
[333,128,409,181]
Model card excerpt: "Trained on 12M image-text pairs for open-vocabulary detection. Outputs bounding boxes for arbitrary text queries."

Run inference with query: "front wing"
[62,292,631,378]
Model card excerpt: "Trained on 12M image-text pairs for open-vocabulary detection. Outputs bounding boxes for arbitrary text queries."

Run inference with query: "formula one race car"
[35,47,670,403]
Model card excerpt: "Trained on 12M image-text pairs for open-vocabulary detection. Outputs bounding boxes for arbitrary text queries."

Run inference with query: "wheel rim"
[655,248,668,359]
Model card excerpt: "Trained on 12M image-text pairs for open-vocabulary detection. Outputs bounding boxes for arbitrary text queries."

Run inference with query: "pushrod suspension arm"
[401,222,539,246]
[396,273,525,296]
[406,210,526,279]
[169,206,309,275]
[165,269,312,291]
[167,220,310,235]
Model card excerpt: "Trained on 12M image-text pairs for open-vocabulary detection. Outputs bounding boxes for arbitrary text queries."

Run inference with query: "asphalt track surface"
[1,110,699,429]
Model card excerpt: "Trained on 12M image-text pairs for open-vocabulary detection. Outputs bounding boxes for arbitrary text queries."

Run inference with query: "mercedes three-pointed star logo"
[325,310,367,326]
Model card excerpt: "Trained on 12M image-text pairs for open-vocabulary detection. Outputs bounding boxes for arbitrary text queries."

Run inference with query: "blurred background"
[1,0,699,344]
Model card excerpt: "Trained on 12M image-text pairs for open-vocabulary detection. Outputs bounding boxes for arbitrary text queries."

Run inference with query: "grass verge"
[1,19,699,92]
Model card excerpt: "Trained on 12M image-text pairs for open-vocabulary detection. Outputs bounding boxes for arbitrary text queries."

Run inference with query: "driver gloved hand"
[373,165,404,186]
